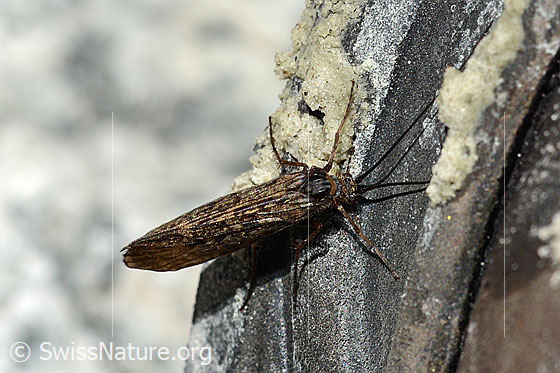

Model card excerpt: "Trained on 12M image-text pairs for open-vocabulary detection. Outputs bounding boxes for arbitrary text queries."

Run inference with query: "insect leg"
[324,80,355,173]
[240,243,258,311]
[336,204,400,279]
[268,116,308,169]
[292,221,323,313]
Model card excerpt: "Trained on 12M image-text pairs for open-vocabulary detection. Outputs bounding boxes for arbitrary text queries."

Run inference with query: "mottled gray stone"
[187,0,560,372]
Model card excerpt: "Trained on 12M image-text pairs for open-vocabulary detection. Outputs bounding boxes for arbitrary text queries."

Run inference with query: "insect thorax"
[304,168,357,206]
[335,173,358,204]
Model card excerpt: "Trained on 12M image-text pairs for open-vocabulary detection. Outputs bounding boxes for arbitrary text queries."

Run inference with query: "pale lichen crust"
[427,0,530,205]
[232,0,362,192]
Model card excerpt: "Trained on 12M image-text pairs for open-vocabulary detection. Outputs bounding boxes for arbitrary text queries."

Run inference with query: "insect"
[122,81,435,310]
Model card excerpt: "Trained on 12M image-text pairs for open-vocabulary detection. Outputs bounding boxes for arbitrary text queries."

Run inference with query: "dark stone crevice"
[451,47,560,371]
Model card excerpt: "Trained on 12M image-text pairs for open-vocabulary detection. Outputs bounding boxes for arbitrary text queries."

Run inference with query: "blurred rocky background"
[0,1,301,371]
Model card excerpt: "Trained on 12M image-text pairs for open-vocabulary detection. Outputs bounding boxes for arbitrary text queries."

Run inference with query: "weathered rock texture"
[187,0,560,371]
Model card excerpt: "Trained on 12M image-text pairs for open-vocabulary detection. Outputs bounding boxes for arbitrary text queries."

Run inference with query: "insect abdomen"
[122,172,329,271]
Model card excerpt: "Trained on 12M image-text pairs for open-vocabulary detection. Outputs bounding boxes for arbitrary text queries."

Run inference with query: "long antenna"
[355,95,437,184]
[358,180,429,194]
[357,186,429,205]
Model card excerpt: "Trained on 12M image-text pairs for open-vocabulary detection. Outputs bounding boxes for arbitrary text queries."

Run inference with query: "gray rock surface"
[188,0,560,371]
[187,0,556,371]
